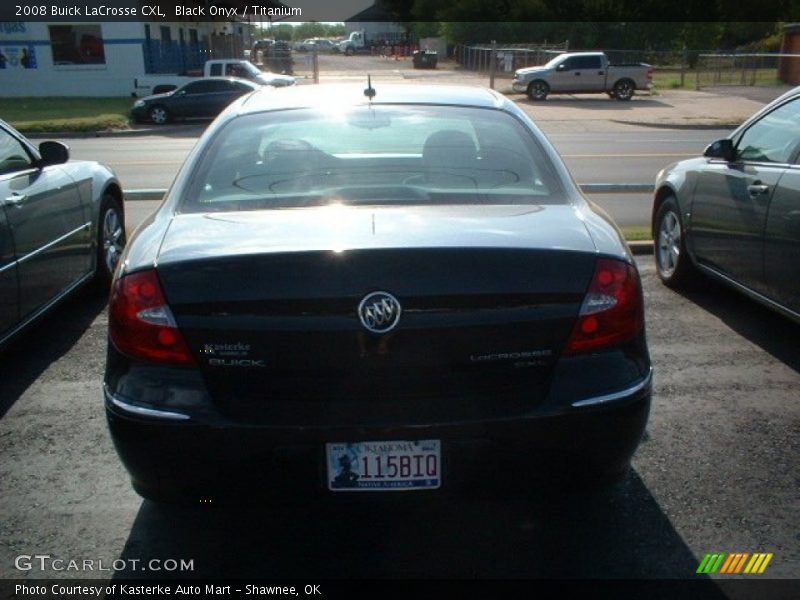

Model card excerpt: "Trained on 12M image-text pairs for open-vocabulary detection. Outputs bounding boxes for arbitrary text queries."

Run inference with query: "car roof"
[239,83,508,113]
[729,84,800,137]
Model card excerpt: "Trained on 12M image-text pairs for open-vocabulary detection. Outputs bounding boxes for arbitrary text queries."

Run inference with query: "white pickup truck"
[511,52,652,101]
[132,59,295,97]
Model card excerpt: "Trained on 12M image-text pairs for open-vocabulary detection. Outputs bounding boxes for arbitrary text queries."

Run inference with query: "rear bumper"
[105,369,652,501]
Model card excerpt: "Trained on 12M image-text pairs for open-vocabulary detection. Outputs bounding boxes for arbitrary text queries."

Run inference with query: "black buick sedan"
[130,77,261,125]
[653,85,800,323]
[105,84,652,503]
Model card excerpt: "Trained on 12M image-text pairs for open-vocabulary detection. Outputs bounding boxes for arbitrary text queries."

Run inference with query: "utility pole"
[489,40,497,89]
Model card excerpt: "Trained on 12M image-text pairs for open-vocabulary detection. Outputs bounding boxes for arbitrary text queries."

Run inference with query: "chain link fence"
[693,53,800,88]
[250,42,798,92]
[454,42,569,74]
[284,47,319,82]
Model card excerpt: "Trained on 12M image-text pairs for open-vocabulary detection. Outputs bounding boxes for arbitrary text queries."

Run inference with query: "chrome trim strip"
[104,385,191,421]
[16,222,91,266]
[696,263,800,324]
[571,367,653,408]
[0,260,16,275]
[0,270,93,348]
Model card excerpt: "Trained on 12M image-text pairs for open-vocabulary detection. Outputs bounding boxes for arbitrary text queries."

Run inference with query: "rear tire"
[527,80,549,101]
[654,196,696,288]
[95,194,126,289]
[613,78,635,101]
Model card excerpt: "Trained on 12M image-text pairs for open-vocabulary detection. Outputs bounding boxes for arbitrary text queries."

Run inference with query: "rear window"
[181,104,568,212]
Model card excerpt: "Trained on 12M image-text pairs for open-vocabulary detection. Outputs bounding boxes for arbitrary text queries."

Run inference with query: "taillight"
[565,258,643,354]
[109,269,195,365]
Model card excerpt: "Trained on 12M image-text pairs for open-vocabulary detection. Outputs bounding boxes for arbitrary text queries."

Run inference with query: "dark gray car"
[653,86,800,323]
[131,78,260,125]
[0,120,124,347]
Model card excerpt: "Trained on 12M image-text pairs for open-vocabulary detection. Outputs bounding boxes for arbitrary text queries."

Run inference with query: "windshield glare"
[182,105,567,212]
[544,54,565,68]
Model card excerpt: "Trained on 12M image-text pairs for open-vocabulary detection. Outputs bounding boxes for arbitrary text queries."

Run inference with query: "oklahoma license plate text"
[326,440,441,491]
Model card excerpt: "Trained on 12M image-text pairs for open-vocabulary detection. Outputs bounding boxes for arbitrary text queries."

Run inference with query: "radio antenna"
[364,75,376,100]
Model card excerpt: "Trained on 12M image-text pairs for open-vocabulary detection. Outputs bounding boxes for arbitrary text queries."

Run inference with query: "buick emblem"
[358,291,402,334]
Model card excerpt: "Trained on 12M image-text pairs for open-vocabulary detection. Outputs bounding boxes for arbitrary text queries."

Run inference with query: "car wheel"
[654,196,695,288]
[613,79,635,101]
[527,80,549,101]
[95,194,126,288]
[149,105,170,125]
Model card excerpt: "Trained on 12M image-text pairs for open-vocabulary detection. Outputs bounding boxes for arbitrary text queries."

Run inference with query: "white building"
[0,21,249,97]
[344,4,405,43]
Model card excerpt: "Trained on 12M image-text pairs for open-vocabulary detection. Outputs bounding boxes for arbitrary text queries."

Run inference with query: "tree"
[272,24,294,41]
[412,22,441,39]
[380,0,416,23]
[293,22,327,41]
[323,24,346,38]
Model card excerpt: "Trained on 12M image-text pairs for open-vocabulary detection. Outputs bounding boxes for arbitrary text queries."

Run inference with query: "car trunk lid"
[155,205,598,425]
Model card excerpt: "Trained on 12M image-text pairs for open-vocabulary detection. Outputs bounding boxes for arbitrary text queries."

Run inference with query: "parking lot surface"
[0,258,797,581]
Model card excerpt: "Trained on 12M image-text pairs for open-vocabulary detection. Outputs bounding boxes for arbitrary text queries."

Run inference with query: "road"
[65,128,727,228]
[65,129,724,189]
[0,258,797,582]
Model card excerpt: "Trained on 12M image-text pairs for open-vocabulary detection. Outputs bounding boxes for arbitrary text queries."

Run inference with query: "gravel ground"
[0,259,797,583]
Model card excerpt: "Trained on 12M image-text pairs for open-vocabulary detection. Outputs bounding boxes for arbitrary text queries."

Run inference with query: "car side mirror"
[703,139,735,161]
[556,64,566,71]
[38,141,69,166]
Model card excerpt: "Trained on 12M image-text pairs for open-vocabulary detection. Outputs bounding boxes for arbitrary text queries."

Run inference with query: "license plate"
[325,440,441,492]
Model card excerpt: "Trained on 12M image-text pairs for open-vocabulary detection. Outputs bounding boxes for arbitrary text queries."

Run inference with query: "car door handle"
[598,71,604,75]
[4,193,27,206]
[747,184,769,197]
[574,72,581,76]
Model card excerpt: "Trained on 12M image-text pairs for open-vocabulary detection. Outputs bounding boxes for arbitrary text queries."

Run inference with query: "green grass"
[651,67,788,91]
[621,225,651,242]
[0,97,132,133]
